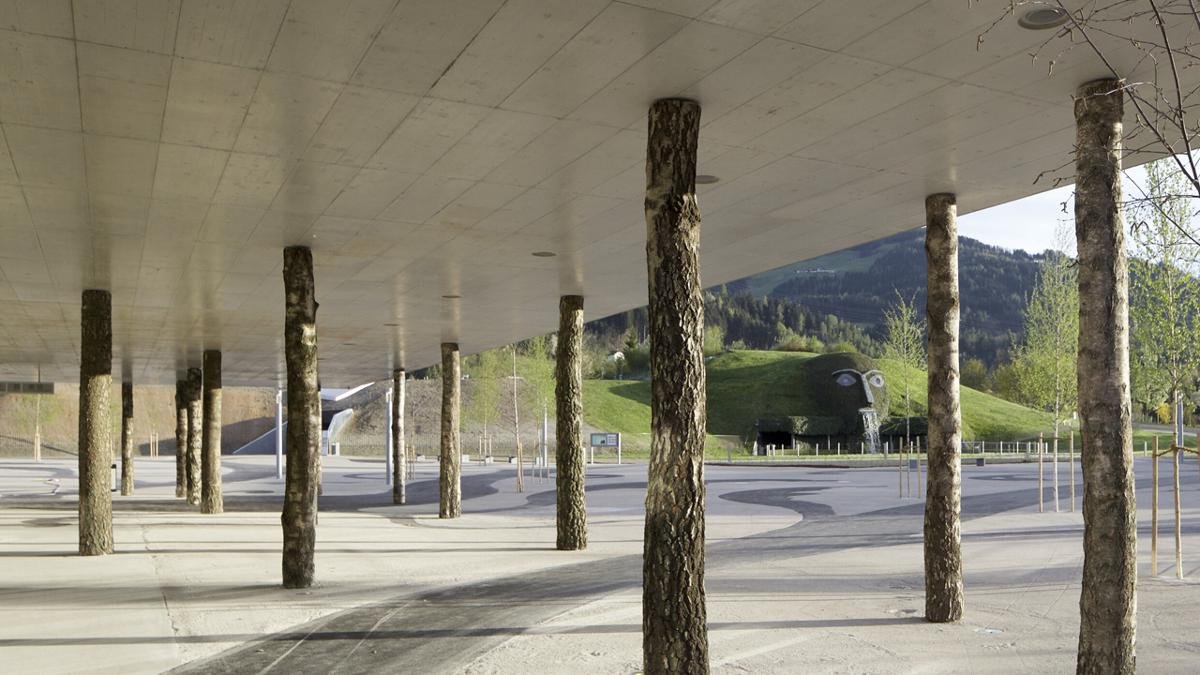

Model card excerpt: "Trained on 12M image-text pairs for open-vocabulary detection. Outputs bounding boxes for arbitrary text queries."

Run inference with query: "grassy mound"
[583,350,1057,446]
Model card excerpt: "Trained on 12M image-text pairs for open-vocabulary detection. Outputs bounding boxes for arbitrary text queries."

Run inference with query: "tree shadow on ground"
[0,616,926,647]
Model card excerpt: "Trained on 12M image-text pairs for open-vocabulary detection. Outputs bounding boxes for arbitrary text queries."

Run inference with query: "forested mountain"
[588,230,1047,366]
[745,230,1045,364]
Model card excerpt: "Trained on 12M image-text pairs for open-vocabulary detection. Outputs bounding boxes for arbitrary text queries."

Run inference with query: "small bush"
[775,334,824,352]
[825,340,858,354]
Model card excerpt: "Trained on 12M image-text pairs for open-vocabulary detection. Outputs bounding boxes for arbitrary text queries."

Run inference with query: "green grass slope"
[873,357,1057,440]
[583,350,1057,445]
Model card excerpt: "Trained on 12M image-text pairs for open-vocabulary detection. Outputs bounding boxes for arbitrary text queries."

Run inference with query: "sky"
[959,165,1151,255]
[959,185,1075,255]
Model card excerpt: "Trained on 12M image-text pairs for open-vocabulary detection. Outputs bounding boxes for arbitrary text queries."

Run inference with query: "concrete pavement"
[1,454,1197,673]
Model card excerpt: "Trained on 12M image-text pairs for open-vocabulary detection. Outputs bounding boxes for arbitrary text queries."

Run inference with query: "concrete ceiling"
[0,0,1189,386]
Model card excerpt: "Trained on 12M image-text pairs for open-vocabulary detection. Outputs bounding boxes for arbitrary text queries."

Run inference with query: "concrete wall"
[0,385,276,457]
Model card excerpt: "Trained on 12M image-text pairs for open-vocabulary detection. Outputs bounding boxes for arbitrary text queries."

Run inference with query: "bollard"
[906,444,912,498]
[1152,435,1159,575]
[916,450,922,499]
[1038,432,1044,513]
[1069,433,1076,512]
[1053,435,1060,513]
[1174,443,1183,579]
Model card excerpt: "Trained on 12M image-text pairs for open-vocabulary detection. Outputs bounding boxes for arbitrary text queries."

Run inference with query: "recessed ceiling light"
[442,294,461,299]
[695,174,719,185]
[1018,6,1069,29]
[531,251,556,257]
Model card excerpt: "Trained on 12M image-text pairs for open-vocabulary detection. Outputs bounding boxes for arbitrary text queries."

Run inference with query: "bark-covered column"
[439,343,461,518]
[201,349,223,514]
[1074,77,1136,672]
[185,367,202,506]
[642,97,709,674]
[924,193,964,623]
[78,289,113,555]
[120,380,134,496]
[556,295,586,550]
[282,246,321,588]
[174,379,187,498]
[392,368,406,505]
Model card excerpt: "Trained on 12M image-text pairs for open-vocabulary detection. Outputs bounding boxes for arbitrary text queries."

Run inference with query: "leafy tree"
[961,357,989,391]
[1009,227,1078,439]
[991,361,1022,403]
[703,324,726,355]
[882,292,925,443]
[518,335,555,417]
[466,348,505,453]
[1128,158,1200,427]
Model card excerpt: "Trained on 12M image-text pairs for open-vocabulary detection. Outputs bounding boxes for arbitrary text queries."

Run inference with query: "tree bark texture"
[392,368,406,505]
[78,289,113,556]
[440,343,461,519]
[174,379,187,498]
[924,192,965,623]
[1073,78,1136,674]
[556,294,586,550]
[282,246,321,588]
[120,380,133,496]
[642,97,709,675]
[186,367,202,506]
[201,349,223,514]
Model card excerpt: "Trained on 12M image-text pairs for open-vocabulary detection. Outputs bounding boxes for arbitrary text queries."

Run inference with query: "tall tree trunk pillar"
[202,349,223,514]
[924,193,965,623]
[120,380,134,496]
[185,367,202,506]
[174,380,187,498]
[282,246,320,588]
[440,343,461,518]
[1074,77,1136,672]
[556,294,586,550]
[642,97,709,674]
[392,368,406,505]
[78,289,113,555]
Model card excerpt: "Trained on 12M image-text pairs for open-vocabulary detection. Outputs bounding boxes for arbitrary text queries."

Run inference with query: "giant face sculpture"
[796,352,891,435]
[832,368,886,406]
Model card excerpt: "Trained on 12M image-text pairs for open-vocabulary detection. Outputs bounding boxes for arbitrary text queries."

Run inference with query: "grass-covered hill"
[582,350,1056,451]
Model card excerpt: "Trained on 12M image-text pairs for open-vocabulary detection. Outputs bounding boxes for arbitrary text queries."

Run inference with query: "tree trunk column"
[392,368,406,505]
[78,289,113,555]
[556,294,586,550]
[642,97,709,674]
[201,349,223,514]
[924,192,964,623]
[185,367,202,506]
[440,343,461,518]
[174,379,187,498]
[120,380,134,496]
[1073,77,1136,672]
[282,246,321,589]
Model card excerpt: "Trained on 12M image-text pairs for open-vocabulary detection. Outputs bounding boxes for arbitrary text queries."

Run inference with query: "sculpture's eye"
[868,373,885,388]
[835,373,857,387]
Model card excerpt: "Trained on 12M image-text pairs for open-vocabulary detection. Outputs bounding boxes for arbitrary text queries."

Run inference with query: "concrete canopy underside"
[0,0,1189,386]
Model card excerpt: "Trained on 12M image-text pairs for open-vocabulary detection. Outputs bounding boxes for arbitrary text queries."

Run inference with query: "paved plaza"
[0,455,1195,673]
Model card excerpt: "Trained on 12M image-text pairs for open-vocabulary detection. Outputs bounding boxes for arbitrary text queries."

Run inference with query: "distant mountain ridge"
[725,229,1049,365]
